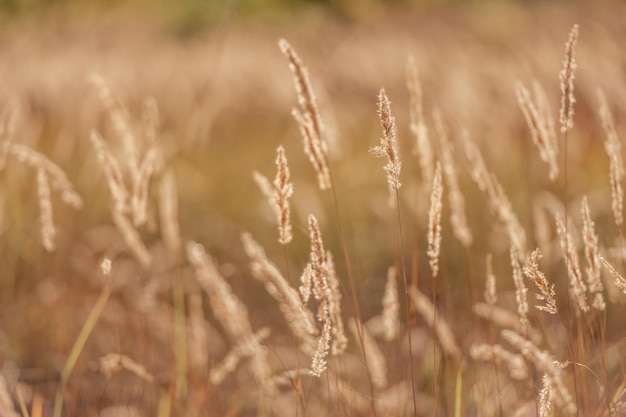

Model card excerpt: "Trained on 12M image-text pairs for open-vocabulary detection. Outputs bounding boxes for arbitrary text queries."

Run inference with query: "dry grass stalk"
[37,169,56,252]
[241,233,318,351]
[598,89,624,227]
[349,318,388,391]
[484,254,497,305]
[382,265,400,341]
[253,146,294,244]
[539,373,553,417]
[209,328,270,385]
[97,353,155,383]
[580,197,605,310]
[469,343,529,380]
[516,81,559,181]
[501,330,576,415]
[186,241,274,392]
[187,293,208,371]
[409,286,461,364]
[559,24,579,134]
[10,143,83,209]
[279,39,331,190]
[90,130,129,214]
[0,103,19,172]
[427,162,443,278]
[112,210,152,269]
[371,88,401,206]
[158,168,183,264]
[510,245,529,332]
[522,249,557,314]
[555,213,589,312]
[435,111,472,247]
[599,256,626,295]
[472,302,542,345]
[407,56,434,185]
[89,73,139,178]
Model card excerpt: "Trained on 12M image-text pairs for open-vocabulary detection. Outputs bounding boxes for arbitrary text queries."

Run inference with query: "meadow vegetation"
[0,3,625,416]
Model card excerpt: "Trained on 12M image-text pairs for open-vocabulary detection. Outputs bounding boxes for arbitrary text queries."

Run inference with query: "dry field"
[0,3,625,417]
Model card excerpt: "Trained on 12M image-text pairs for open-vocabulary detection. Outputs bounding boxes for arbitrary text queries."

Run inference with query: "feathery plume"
[37,169,56,252]
[523,249,557,314]
[0,103,19,172]
[516,81,559,181]
[409,286,461,363]
[510,245,529,331]
[97,353,155,383]
[502,330,576,415]
[407,56,434,184]
[427,162,444,277]
[253,146,294,244]
[472,302,543,345]
[580,197,605,310]
[279,39,331,190]
[539,373,553,417]
[325,251,347,354]
[469,343,528,380]
[131,148,157,227]
[187,241,273,392]
[241,233,318,352]
[555,213,589,312]
[559,24,579,134]
[382,266,400,341]
[310,306,331,377]
[90,130,128,214]
[600,256,626,295]
[112,211,152,269]
[209,328,271,385]
[484,254,497,305]
[435,111,472,247]
[371,88,401,206]
[598,89,624,227]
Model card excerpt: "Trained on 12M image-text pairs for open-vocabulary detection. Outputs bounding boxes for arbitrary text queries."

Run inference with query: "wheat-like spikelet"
[240,233,318,351]
[158,168,183,265]
[472,302,543,345]
[187,293,208,371]
[516,81,559,181]
[484,254,497,305]
[522,249,557,314]
[97,353,155,383]
[209,328,271,385]
[310,304,331,377]
[427,162,443,278]
[599,256,626,295]
[559,24,579,134]
[501,329,576,415]
[435,111,472,247]
[510,245,529,332]
[580,197,605,310]
[555,213,589,312]
[469,343,529,380]
[409,286,461,364]
[382,265,400,341]
[9,143,83,209]
[533,80,559,155]
[598,89,624,227]
[0,103,19,172]
[539,373,553,417]
[349,318,388,391]
[89,73,139,178]
[279,39,331,190]
[90,130,129,214]
[407,56,434,185]
[187,241,274,392]
[36,169,56,252]
[371,88,401,206]
[142,97,159,150]
[131,147,157,227]
[253,146,294,244]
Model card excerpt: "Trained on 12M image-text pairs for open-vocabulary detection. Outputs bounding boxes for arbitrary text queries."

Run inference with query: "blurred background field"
[0,0,625,416]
